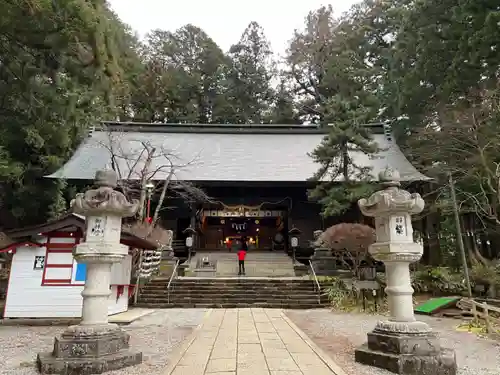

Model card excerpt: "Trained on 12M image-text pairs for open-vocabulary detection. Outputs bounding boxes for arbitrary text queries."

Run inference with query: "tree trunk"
[147,168,175,237]
[137,148,155,222]
[342,143,349,181]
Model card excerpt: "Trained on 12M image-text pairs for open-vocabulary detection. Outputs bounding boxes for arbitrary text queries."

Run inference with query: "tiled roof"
[4,213,158,250]
[46,123,429,182]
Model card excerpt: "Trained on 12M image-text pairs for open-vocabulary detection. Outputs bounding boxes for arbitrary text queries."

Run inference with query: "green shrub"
[412,267,465,294]
[469,261,500,286]
[376,267,466,295]
[322,276,357,311]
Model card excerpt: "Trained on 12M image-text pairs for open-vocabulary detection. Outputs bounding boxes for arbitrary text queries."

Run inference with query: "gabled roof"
[3,213,158,250]
[47,122,430,182]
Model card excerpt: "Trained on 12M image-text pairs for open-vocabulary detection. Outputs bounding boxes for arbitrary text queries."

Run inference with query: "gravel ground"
[285,309,500,375]
[0,308,207,375]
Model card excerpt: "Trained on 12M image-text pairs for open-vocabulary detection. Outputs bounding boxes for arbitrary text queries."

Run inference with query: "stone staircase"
[136,277,329,309]
[188,252,296,277]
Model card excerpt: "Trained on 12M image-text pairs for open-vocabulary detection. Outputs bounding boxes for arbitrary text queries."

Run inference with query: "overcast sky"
[108,0,359,57]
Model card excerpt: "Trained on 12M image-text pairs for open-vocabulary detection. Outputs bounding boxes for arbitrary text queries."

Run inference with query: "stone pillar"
[354,168,457,375]
[37,170,143,374]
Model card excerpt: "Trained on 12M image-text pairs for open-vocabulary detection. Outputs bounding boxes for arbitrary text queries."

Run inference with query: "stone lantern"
[354,168,456,374]
[288,226,301,260]
[37,170,142,374]
[310,230,336,276]
[183,226,196,251]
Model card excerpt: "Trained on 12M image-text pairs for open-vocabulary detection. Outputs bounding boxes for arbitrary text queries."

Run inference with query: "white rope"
[138,230,174,278]
[138,248,163,278]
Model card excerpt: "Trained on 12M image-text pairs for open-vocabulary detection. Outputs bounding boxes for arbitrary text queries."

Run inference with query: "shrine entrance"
[199,206,287,251]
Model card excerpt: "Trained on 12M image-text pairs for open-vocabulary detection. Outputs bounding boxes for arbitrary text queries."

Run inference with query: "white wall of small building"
[4,236,132,318]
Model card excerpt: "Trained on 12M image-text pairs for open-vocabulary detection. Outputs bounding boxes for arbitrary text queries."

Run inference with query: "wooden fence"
[457,298,500,333]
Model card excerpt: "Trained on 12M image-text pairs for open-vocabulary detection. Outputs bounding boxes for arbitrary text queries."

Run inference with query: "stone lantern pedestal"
[310,230,337,276]
[37,170,143,374]
[354,168,456,375]
[311,247,336,276]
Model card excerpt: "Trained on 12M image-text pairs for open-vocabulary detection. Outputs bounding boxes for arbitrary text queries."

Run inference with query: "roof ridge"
[94,121,389,135]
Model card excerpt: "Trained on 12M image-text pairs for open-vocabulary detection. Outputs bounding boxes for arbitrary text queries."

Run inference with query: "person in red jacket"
[237,237,248,275]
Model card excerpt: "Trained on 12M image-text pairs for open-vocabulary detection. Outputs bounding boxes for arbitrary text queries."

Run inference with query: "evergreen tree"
[308,97,379,217]
[266,79,301,124]
[285,6,338,123]
[139,25,228,123]
[226,21,275,123]
[0,0,139,227]
[287,5,381,216]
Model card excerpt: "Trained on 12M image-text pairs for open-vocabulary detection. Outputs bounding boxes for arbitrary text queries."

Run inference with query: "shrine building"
[48,122,430,252]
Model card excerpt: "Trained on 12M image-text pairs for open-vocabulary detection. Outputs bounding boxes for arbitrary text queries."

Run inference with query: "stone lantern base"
[36,325,142,374]
[355,326,457,375]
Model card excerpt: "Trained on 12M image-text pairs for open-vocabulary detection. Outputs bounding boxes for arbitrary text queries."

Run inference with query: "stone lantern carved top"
[358,167,425,217]
[378,167,401,187]
[311,230,327,248]
[71,170,138,217]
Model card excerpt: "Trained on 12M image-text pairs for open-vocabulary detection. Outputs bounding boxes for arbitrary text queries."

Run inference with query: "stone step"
[207,261,295,264]
[142,282,322,294]
[137,291,325,302]
[143,284,317,289]
[148,281,318,286]
[137,277,328,309]
[155,291,326,298]
[140,289,318,296]
[151,276,313,280]
[150,280,328,285]
[166,299,321,304]
[139,298,321,305]
[141,292,327,298]
[138,290,321,296]
[190,253,293,259]
[141,288,318,294]
[135,302,325,309]
[214,262,294,266]
[140,288,318,294]
[143,285,323,290]
[139,293,319,300]
[156,283,314,290]
[151,275,314,284]
[139,297,322,303]
[140,290,318,295]
[141,285,316,293]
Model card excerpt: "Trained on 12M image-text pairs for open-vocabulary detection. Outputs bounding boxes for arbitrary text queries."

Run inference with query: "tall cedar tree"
[227,21,275,124]
[141,25,228,123]
[288,6,381,216]
[0,0,138,228]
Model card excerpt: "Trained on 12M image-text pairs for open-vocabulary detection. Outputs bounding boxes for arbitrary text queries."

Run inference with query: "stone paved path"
[165,308,345,375]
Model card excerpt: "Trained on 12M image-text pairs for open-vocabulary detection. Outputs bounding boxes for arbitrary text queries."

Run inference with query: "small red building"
[0,213,157,318]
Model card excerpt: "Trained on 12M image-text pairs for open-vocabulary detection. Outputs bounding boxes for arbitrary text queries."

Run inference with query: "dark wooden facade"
[159,182,370,252]
[156,180,445,267]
